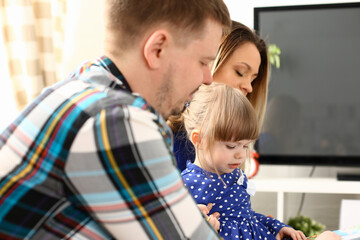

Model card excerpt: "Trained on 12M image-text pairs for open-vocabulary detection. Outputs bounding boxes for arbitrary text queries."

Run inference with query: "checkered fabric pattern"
[0,56,220,239]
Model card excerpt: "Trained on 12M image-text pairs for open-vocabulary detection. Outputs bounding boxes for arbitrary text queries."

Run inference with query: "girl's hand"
[276,227,307,240]
[197,203,220,232]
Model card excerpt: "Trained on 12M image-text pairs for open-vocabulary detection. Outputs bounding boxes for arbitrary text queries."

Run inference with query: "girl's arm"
[253,212,291,236]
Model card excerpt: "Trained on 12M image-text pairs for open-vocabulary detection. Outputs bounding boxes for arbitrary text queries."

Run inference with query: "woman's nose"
[240,79,253,95]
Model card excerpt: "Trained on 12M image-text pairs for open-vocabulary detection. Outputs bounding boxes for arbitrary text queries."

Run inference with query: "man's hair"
[105,0,231,48]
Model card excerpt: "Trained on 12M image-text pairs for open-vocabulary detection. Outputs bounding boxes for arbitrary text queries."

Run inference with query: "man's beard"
[167,102,186,120]
[155,65,185,120]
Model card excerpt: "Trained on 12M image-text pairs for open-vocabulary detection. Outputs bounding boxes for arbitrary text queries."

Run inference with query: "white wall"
[224,0,358,28]
[61,0,105,76]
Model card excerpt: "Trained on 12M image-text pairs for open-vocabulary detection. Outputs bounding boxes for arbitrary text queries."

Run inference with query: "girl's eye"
[226,145,236,149]
[243,145,249,149]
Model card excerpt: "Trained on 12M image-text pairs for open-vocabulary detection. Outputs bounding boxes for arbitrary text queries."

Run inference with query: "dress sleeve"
[65,104,220,239]
[253,212,291,236]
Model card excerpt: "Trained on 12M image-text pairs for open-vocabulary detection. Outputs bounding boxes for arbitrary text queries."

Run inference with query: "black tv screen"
[254,3,360,166]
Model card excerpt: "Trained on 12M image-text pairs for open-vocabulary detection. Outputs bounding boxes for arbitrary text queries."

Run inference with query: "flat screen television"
[254,3,360,167]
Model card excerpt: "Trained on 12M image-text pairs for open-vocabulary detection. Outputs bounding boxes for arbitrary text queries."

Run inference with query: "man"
[0,0,230,239]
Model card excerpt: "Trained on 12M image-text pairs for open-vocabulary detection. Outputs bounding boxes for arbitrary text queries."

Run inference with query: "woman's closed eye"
[236,70,244,77]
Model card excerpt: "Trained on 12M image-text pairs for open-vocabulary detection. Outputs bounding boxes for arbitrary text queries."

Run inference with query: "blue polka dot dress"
[181,161,290,240]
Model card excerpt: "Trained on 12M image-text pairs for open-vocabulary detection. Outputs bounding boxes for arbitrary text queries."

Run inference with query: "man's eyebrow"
[205,56,216,61]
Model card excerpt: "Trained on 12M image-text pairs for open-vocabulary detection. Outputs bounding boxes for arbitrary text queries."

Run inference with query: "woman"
[168,21,269,172]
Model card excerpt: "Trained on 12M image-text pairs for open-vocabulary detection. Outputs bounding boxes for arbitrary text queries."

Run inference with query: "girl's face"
[203,139,252,175]
[213,42,261,96]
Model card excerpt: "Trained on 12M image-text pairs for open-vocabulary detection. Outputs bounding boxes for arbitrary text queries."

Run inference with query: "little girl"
[181,83,306,240]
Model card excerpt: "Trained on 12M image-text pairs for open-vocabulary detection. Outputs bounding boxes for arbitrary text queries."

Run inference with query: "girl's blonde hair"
[182,83,259,176]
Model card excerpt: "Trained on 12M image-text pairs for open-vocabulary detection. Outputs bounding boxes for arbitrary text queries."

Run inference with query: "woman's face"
[213,42,261,96]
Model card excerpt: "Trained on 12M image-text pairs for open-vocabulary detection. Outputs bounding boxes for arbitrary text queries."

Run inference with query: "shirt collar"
[97,55,133,93]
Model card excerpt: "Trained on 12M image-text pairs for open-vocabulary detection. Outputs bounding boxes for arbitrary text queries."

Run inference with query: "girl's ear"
[191,129,201,146]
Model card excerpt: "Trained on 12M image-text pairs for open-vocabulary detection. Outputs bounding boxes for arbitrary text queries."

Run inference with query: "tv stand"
[337,173,360,181]
[251,177,360,222]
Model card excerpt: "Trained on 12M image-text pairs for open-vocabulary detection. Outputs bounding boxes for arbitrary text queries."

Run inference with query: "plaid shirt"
[0,56,219,239]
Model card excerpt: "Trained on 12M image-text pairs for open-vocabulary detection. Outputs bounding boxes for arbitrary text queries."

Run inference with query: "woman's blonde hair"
[182,83,259,176]
[212,21,269,129]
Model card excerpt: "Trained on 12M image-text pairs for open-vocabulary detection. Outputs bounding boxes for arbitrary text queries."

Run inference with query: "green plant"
[268,43,281,69]
[287,215,326,237]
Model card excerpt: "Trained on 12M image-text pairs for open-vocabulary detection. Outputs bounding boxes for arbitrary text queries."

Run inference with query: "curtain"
[1,0,66,110]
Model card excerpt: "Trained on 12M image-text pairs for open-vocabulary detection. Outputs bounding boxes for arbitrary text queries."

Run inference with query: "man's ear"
[190,129,201,146]
[143,30,168,69]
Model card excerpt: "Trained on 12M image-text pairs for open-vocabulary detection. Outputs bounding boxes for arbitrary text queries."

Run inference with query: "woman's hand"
[314,231,341,240]
[276,227,307,240]
[197,203,220,232]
